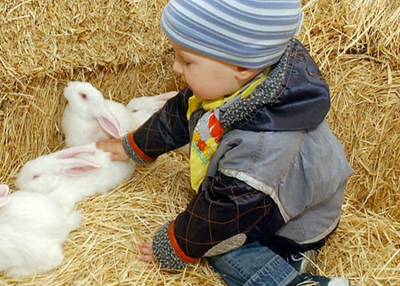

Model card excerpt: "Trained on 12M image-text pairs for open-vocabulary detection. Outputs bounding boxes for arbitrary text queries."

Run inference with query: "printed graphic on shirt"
[190,109,223,191]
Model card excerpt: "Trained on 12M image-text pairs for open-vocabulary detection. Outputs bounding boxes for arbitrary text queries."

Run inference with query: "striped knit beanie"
[161,0,303,69]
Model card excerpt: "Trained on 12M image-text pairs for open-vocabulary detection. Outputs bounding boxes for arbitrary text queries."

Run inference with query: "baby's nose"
[173,60,183,75]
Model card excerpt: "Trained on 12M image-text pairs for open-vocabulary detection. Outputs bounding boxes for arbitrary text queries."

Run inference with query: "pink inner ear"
[64,166,98,176]
[156,91,177,101]
[0,185,10,207]
[59,157,101,177]
[57,146,95,159]
[97,117,121,138]
[0,185,9,197]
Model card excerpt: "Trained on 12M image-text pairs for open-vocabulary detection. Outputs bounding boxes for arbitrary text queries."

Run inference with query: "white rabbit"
[126,91,177,129]
[62,81,134,147]
[15,143,135,213]
[0,184,81,278]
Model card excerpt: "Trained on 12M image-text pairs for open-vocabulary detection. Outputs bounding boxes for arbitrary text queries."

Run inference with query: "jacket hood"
[220,39,330,132]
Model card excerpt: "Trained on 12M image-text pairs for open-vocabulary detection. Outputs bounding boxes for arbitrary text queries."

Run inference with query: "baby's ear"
[236,67,264,82]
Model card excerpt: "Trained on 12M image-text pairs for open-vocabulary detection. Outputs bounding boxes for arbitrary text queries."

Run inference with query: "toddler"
[97,1,353,285]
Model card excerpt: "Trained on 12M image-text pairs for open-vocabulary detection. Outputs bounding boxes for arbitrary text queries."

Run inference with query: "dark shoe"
[288,273,351,286]
[287,250,318,274]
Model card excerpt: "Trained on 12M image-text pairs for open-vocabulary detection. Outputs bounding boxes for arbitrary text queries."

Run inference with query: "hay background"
[0,0,399,285]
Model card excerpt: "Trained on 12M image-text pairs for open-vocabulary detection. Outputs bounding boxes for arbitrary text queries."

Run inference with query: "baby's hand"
[96,139,129,161]
[137,242,156,262]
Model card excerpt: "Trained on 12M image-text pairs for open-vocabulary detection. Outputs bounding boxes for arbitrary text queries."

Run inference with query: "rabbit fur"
[0,184,80,278]
[126,91,177,129]
[62,81,134,147]
[62,81,178,147]
[15,143,135,213]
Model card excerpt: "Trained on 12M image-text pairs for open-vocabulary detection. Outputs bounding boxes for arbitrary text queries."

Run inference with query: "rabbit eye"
[32,174,41,180]
[79,93,88,100]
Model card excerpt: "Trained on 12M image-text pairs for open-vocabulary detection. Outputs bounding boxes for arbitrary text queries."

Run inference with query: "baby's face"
[169,38,251,101]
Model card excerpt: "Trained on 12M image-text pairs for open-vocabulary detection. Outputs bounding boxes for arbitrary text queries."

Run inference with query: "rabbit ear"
[56,146,96,159]
[0,184,10,207]
[94,105,123,138]
[155,91,177,102]
[58,158,102,177]
[96,115,122,138]
[0,184,10,196]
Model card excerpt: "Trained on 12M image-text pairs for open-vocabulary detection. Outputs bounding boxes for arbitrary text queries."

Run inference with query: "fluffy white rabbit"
[62,81,134,147]
[15,143,135,213]
[0,184,81,278]
[126,91,177,129]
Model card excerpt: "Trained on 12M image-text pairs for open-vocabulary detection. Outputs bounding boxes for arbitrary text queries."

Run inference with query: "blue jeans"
[206,241,298,286]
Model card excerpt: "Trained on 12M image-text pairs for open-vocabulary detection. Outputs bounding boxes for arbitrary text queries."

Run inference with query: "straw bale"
[0,0,399,285]
[0,0,173,90]
[319,199,400,285]
[328,63,400,217]
[298,0,400,219]
[300,0,400,69]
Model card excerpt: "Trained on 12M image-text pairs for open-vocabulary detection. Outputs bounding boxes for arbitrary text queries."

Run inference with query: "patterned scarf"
[187,68,270,191]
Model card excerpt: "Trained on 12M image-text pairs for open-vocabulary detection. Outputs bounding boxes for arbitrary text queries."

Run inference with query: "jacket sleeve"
[122,88,192,163]
[152,172,285,269]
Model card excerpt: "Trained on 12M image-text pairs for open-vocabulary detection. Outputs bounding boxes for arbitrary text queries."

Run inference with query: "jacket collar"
[220,39,330,131]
